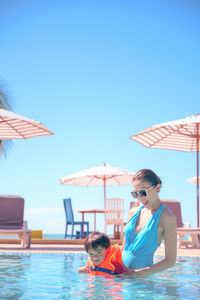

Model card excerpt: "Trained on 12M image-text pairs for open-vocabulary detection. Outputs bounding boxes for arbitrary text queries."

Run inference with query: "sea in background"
[0,233,191,241]
[0,233,114,239]
[0,234,65,240]
[44,233,114,239]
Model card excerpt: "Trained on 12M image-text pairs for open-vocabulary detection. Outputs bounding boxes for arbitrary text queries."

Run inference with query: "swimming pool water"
[0,253,199,299]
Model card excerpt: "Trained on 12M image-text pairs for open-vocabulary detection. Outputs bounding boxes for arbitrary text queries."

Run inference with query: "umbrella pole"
[103,177,106,234]
[104,177,106,208]
[197,127,199,227]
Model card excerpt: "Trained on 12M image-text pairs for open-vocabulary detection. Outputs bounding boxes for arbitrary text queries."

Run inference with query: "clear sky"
[0,0,199,235]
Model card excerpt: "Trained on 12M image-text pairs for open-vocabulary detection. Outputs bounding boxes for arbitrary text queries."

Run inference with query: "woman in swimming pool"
[122,169,177,277]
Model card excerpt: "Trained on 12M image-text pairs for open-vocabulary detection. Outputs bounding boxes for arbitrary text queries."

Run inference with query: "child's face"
[88,246,107,265]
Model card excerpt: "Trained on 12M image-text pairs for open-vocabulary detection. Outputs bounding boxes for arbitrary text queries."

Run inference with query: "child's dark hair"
[84,232,110,252]
[132,169,162,186]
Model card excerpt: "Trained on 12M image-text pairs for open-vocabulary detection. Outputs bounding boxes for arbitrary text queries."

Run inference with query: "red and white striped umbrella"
[130,113,200,227]
[0,108,53,139]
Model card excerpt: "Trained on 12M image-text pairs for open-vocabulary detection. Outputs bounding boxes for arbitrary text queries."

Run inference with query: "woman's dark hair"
[84,232,110,252]
[132,169,162,186]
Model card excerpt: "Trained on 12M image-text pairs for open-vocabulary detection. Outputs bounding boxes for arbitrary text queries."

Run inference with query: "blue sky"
[0,0,199,235]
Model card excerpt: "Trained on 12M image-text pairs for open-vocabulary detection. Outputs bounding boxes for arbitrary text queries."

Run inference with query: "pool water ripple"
[0,253,199,299]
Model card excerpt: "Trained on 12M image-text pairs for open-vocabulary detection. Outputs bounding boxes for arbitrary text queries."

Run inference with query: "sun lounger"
[0,195,32,248]
[176,228,200,248]
[161,199,200,248]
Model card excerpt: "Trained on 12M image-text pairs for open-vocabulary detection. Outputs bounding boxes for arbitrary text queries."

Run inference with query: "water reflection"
[61,253,123,299]
[0,253,31,299]
[62,254,200,299]
[0,253,199,299]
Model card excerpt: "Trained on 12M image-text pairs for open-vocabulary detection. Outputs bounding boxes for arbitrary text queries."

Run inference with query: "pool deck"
[0,239,199,257]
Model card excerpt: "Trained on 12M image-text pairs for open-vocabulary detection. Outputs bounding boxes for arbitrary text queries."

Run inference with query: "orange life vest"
[87,244,123,276]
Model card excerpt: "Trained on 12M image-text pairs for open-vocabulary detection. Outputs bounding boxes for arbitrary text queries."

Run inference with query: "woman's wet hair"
[84,232,111,252]
[132,169,162,186]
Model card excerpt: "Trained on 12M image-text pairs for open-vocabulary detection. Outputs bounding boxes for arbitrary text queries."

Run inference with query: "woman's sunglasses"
[131,185,155,199]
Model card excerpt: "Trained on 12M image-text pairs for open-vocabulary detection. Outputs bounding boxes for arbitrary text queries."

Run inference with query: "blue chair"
[63,198,89,239]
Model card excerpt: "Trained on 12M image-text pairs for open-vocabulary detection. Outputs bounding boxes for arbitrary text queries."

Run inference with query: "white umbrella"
[130,113,200,227]
[0,108,53,139]
[187,176,200,184]
[60,162,135,207]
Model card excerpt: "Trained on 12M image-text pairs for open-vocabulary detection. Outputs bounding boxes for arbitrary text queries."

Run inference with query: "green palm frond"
[0,83,13,157]
[0,86,12,110]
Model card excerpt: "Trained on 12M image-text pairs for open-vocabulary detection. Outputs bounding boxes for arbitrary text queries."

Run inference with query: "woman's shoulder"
[127,206,139,221]
[162,204,175,217]
[160,205,177,227]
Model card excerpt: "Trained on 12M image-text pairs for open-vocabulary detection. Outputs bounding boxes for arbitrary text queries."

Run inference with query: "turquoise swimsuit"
[122,204,166,270]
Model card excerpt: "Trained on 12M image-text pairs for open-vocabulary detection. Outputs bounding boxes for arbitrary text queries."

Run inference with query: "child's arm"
[78,266,89,273]
[111,261,127,274]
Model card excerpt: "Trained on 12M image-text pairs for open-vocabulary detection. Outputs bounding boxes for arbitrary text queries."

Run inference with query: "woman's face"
[132,180,160,209]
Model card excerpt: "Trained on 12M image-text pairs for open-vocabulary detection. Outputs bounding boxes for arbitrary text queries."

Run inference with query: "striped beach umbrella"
[130,113,200,227]
[0,108,53,140]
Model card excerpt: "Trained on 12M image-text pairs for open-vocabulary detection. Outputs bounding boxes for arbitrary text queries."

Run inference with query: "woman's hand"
[116,265,137,277]
[118,265,150,278]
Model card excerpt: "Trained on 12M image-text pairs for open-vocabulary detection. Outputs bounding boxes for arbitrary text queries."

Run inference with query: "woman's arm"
[121,237,125,251]
[122,213,177,277]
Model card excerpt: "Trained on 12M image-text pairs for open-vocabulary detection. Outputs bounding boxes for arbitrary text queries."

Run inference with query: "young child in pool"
[78,232,125,275]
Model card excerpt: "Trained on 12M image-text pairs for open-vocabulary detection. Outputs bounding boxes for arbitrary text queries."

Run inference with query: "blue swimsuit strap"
[89,266,118,275]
